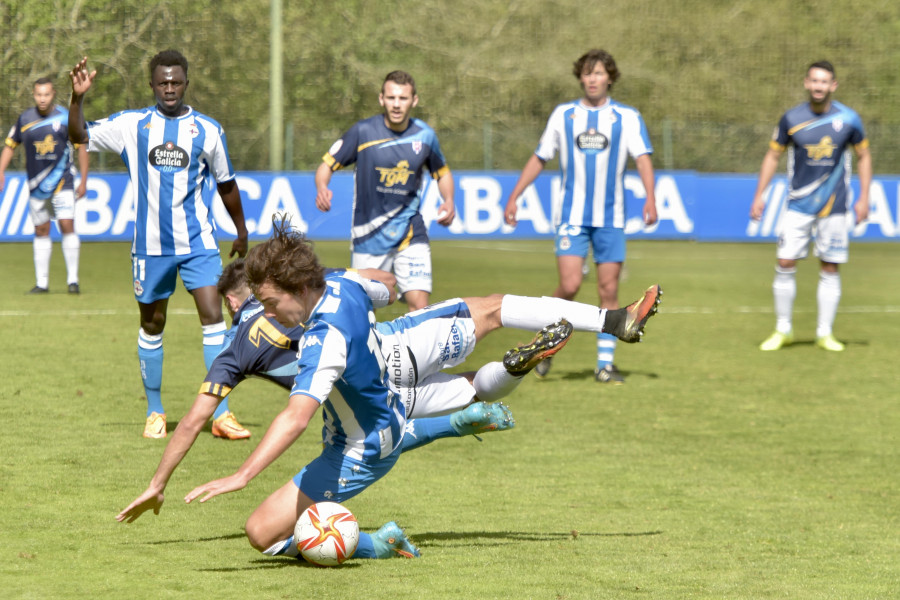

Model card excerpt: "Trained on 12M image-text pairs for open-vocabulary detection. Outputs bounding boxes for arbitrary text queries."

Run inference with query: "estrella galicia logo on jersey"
[375,160,414,187]
[576,129,609,153]
[804,136,837,161]
[149,141,189,172]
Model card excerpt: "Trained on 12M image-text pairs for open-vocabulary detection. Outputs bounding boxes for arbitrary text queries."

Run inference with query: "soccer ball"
[294,502,360,567]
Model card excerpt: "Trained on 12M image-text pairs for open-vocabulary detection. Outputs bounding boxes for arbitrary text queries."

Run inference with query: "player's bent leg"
[249,480,315,553]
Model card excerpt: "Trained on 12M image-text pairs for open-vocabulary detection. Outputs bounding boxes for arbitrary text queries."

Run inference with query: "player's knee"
[244,517,270,552]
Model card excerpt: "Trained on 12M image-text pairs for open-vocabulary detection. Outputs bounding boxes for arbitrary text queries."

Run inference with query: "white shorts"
[376,298,477,418]
[29,189,76,227]
[352,243,432,294]
[777,210,849,264]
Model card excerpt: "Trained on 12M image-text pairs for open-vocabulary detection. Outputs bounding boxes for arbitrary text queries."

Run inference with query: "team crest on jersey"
[133,279,144,296]
[149,141,189,172]
[411,141,422,154]
[52,121,61,132]
[576,129,609,153]
[832,118,843,132]
[188,122,200,138]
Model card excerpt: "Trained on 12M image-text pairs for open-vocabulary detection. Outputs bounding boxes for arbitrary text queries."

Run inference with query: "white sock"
[473,361,522,401]
[816,271,841,338]
[62,233,80,285]
[263,537,300,557]
[500,295,607,333]
[772,266,796,334]
[33,236,52,289]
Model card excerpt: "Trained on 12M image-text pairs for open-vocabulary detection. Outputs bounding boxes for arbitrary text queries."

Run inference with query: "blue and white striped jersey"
[86,105,235,255]
[5,105,77,199]
[322,115,450,255]
[771,100,867,216]
[291,272,405,462]
[536,99,653,229]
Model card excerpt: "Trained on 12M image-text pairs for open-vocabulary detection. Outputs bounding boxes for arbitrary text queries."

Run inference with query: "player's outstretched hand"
[69,57,97,96]
[184,473,247,505]
[116,488,165,523]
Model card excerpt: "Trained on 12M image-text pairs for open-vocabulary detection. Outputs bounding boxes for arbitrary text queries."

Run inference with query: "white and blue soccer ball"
[294,501,360,567]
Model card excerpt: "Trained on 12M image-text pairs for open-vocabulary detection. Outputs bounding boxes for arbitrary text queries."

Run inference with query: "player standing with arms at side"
[0,77,89,294]
[67,51,251,438]
[504,49,658,384]
[750,60,871,352]
[314,71,455,311]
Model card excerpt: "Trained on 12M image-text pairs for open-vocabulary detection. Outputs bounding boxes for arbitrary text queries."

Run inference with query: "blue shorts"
[131,252,223,303]
[293,443,402,503]
[555,225,626,264]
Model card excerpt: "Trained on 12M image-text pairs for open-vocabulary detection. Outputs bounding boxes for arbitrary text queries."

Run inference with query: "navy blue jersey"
[771,100,867,216]
[322,115,450,254]
[5,105,77,198]
[200,296,301,397]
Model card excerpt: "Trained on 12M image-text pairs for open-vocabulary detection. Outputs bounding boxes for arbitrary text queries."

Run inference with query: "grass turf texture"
[1,239,898,599]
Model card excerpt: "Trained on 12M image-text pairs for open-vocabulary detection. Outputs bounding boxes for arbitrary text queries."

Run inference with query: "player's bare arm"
[505,154,547,226]
[435,172,456,226]
[116,392,221,523]
[68,57,96,145]
[76,145,89,198]
[750,147,784,220]
[217,179,249,257]
[314,162,334,212]
[635,154,658,225]
[854,144,872,224]
[184,394,319,504]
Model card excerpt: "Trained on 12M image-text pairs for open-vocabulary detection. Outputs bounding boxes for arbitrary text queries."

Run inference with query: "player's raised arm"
[68,57,96,145]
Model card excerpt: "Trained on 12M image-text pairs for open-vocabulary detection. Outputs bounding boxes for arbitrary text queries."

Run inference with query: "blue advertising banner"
[1,170,898,242]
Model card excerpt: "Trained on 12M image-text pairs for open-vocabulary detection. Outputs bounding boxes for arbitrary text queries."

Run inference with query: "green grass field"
[1,239,898,599]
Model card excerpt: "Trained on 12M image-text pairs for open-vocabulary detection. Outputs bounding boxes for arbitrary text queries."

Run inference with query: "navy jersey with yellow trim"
[199,296,301,397]
[5,105,77,199]
[772,100,866,216]
[322,115,450,255]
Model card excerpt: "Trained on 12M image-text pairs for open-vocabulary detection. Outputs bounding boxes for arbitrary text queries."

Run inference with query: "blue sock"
[203,322,231,420]
[596,332,617,370]
[138,329,164,416]
[400,416,458,453]
[354,532,376,558]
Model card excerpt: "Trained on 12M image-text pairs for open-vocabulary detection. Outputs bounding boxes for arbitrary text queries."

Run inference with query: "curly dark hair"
[573,49,620,90]
[244,215,325,296]
[149,49,189,77]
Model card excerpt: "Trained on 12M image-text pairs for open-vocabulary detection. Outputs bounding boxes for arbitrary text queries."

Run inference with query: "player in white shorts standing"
[0,77,89,294]
[314,70,455,311]
[750,60,871,352]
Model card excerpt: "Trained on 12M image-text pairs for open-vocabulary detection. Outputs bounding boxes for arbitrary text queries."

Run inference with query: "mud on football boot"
[371,521,421,558]
[503,319,573,376]
[450,402,515,437]
[616,285,662,343]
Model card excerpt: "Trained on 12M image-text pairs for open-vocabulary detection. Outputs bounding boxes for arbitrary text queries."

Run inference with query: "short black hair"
[217,258,248,298]
[33,77,53,88]
[807,60,835,77]
[149,50,189,78]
